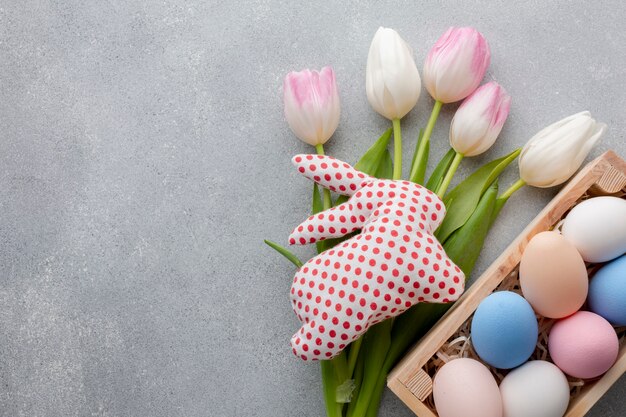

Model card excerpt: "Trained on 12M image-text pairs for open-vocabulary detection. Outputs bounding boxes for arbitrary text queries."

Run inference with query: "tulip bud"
[366,27,421,120]
[449,82,511,157]
[519,111,606,187]
[283,67,340,146]
[423,27,491,103]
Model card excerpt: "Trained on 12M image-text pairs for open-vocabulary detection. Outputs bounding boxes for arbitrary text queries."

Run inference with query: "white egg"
[500,361,570,417]
[562,196,626,263]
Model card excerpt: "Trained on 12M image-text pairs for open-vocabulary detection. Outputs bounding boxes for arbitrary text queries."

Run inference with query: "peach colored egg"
[433,358,503,417]
[519,231,588,318]
[548,311,619,379]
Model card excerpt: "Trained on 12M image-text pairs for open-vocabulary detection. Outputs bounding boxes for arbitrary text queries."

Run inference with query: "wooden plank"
[388,378,438,417]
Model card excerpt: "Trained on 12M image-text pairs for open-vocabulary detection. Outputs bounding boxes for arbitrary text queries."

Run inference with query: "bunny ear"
[289,202,366,245]
[292,154,372,196]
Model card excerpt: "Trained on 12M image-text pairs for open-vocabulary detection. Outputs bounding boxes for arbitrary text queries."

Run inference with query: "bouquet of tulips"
[266,26,606,417]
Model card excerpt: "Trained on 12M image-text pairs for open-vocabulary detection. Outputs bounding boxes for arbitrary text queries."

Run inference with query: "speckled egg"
[433,358,503,417]
[548,311,619,379]
[471,291,538,369]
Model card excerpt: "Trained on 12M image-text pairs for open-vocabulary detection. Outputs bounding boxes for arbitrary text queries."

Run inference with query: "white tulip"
[366,27,421,120]
[519,111,606,187]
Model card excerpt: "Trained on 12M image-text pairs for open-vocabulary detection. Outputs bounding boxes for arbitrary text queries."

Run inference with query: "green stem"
[409,100,443,183]
[364,377,385,417]
[315,144,342,417]
[347,337,363,377]
[345,125,398,415]
[350,319,392,417]
[499,178,526,200]
[316,144,333,209]
[347,118,406,415]
[392,118,402,180]
[346,350,366,417]
[436,151,464,198]
[321,360,343,417]
[334,350,349,383]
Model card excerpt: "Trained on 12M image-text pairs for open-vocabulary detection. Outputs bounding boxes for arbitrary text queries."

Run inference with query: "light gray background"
[0,1,624,416]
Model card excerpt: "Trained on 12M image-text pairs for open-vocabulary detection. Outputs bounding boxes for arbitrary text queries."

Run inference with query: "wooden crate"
[388,150,626,417]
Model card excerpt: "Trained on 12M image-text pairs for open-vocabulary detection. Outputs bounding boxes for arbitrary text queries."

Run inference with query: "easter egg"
[499,360,570,417]
[433,358,503,417]
[561,196,626,263]
[548,311,619,379]
[519,231,588,318]
[471,291,538,369]
[588,255,626,326]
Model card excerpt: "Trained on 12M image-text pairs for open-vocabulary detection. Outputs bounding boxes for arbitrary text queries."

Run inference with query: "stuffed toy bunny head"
[288,154,465,361]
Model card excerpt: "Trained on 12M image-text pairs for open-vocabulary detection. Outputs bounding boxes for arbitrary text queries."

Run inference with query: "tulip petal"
[449,82,511,157]
[366,27,421,119]
[423,27,491,103]
[519,112,605,187]
[284,67,341,145]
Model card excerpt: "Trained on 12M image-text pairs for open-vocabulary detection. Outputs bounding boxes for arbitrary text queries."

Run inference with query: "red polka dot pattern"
[287,155,465,361]
[292,154,371,196]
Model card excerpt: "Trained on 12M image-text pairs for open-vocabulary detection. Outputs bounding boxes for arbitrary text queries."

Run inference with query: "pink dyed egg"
[548,311,619,379]
[433,358,503,417]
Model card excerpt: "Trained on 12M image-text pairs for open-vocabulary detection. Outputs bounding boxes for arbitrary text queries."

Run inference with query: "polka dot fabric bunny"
[288,154,465,361]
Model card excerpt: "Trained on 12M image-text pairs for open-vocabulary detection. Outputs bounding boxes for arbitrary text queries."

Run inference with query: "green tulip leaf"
[443,179,498,276]
[334,196,349,208]
[435,148,520,243]
[489,195,510,229]
[263,240,303,268]
[354,128,393,174]
[426,147,456,192]
[374,149,393,179]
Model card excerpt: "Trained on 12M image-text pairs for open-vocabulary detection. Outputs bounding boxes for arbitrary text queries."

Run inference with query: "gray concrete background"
[0,1,624,416]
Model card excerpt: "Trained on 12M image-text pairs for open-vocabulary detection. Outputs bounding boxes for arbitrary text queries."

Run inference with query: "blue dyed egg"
[471,291,538,369]
[588,255,626,326]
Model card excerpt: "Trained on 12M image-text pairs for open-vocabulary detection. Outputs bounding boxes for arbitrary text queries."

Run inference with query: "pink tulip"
[423,27,491,103]
[449,82,511,156]
[283,67,341,146]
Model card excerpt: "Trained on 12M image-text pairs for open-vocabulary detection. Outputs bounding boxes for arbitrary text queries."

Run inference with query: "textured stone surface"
[0,1,624,416]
